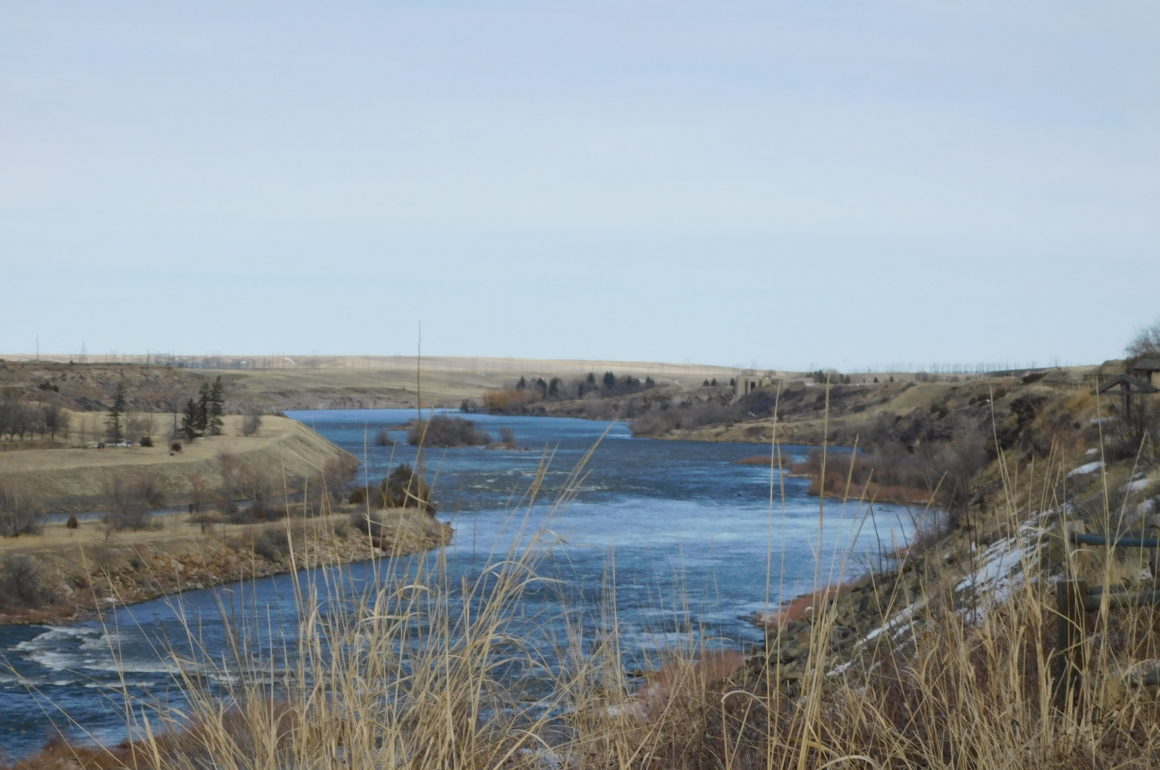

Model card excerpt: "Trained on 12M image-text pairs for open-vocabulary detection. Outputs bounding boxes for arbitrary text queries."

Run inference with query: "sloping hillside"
[0,415,355,512]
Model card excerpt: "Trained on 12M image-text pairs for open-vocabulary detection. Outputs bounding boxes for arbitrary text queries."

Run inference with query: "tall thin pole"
[415,322,423,472]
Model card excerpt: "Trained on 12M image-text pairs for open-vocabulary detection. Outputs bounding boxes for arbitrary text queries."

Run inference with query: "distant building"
[734,371,775,401]
[1130,357,1160,385]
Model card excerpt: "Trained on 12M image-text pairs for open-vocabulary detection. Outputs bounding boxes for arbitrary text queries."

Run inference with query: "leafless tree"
[1127,315,1160,358]
[103,472,164,531]
[242,411,263,436]
[0,483,45,537]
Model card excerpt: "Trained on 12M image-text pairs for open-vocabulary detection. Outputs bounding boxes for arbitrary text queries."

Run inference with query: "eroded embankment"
[0,509,452,625]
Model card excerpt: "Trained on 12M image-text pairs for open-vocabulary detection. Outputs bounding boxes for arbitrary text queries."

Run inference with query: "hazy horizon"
[0,349,1100,375]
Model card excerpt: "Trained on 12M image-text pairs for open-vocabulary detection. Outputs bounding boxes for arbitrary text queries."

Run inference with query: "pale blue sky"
[3,1,1158,370]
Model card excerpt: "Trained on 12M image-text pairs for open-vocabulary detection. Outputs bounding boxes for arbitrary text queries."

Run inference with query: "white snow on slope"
[1068,461,1104,478]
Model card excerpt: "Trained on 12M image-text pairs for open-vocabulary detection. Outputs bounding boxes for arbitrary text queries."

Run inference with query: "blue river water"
[0,411,920,758]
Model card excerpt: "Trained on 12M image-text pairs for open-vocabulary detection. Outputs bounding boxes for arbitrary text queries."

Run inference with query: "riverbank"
[0,507,452,625]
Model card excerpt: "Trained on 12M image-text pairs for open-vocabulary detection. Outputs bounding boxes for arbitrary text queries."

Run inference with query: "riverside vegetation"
[6,338,1160,766]
[0,372,451,625]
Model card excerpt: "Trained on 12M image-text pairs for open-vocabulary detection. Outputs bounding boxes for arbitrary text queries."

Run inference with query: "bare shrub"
[103,472,165,531]
[241,411,263,437]
[374,428,393,447]
[631,409,681,436]
[497,427,519,449]
[407,416,491,448]
[482,388,543,413]
[349,464,436,513]
[251,528,290,561]
[188,473,211,515]
[0,483,45,537]
[125,413,156,445]
[218,452,272,515]
[323,455,358,496]
[1126,314,1160,358]
[383,463,435,511]
[0,553,59,608]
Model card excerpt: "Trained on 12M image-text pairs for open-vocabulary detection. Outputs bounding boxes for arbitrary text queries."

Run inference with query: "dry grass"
[0,415,354,513]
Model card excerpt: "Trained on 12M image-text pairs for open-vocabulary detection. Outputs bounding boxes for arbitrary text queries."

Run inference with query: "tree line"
[515,371,656,399]
[482,371,658,413]
[0,396,69,441]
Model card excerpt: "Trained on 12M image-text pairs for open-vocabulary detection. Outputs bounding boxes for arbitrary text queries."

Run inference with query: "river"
[0,410,920,757]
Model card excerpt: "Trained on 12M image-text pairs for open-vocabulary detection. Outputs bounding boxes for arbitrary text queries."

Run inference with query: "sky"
[2,1,1158,371]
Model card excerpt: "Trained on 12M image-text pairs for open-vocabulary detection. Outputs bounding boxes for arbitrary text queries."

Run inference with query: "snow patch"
[829,510,1055,676]
[1068,461,1104,478]
[827,598,928,676]
[954,511,1053,626]
[1124,478,1151,495]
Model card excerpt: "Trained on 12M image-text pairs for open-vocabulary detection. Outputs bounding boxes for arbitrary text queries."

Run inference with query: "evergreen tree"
[208,376,224,436]
[181,399,200,441]
[602,371,617,389]
[106,379,126,443]
[196,382,210,435]
[516,376,527,390]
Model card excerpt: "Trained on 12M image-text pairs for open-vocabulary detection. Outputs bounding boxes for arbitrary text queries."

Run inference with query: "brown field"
[0,414,355,512]
[0,355,740,412]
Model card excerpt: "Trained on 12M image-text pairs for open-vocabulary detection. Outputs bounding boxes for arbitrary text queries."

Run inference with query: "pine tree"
[196,382,210,435]
[106,379,126,443]
[181,398,200,441]
[208,376,224,436]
